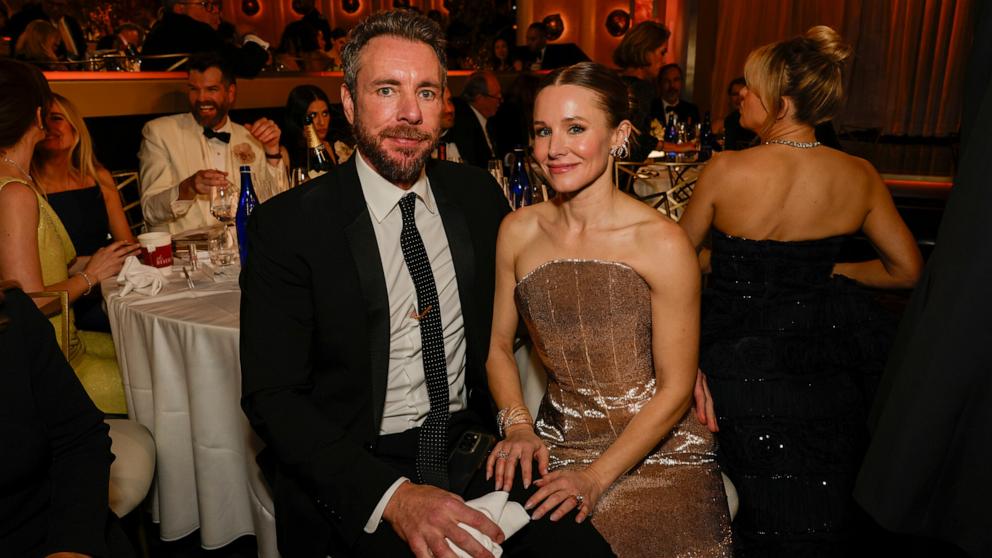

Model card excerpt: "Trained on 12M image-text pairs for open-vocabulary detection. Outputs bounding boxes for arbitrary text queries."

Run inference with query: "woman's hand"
[84,240,140,282]
[486,424,548,490]
[526,468,605,524]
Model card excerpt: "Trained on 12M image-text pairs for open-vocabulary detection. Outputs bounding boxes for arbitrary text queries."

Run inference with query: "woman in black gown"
[680,26,923,557]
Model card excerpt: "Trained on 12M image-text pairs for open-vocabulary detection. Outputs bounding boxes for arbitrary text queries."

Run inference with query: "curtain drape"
[706,0,973,137]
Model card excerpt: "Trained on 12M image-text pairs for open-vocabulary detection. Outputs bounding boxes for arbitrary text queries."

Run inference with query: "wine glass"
[210,181,237,225]
[208,227,238,276]
[289,167,308,188]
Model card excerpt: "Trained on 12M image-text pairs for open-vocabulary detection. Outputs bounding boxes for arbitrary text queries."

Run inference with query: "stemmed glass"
[209,181,238,274]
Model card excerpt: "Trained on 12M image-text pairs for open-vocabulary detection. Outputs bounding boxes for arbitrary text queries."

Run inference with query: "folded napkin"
[447,491,530,558]
[116,256,166,296]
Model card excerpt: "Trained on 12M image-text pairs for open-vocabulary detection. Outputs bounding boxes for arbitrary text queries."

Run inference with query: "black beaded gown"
[700,230,894,557]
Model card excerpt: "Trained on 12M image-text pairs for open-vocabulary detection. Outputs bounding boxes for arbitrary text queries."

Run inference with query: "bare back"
[699,144,877,241]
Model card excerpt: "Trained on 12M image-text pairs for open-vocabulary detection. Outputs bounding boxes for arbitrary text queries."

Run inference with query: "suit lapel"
[339,159,391,437]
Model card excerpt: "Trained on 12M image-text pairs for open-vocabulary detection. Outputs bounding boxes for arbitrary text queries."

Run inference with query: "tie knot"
[203,126,231,143]
[399,192,418,223]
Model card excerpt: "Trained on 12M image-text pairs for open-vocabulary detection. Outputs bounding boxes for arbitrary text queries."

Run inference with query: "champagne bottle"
[235,165,259,265]
[304,113,334,180]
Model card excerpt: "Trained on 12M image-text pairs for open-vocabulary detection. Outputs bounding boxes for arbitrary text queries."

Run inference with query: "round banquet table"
[102,269,279,557]
[104,266,546,557]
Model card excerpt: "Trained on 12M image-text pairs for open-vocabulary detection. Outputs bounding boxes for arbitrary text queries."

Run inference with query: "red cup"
[137,232,173,268]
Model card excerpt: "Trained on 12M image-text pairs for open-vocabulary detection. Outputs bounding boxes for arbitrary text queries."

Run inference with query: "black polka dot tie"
[398,193,450,489]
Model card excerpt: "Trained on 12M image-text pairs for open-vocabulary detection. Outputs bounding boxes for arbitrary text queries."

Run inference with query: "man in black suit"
[142,0,268,77]
[449,71,501,168]
[518,21,589,71]
[651,63,701,127]
[240,10,613,558]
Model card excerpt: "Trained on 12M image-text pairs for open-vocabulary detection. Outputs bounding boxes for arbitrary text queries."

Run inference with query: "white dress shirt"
[354,151,469,532]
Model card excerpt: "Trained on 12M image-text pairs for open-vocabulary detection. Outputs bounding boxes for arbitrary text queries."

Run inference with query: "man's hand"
[245,118,282,164]
[383,481,504,558]
[179,169,228,200]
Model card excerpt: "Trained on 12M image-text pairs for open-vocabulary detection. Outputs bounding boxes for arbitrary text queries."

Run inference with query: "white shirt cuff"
[243,33,270,50]
[170,198,194,217]
[363,477,409,534]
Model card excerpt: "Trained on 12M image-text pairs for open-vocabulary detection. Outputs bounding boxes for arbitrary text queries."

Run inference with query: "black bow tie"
[203,127,231,143]
[665,105,677,113]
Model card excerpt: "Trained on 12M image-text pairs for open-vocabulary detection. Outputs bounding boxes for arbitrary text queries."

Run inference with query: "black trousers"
[352,411,615,558]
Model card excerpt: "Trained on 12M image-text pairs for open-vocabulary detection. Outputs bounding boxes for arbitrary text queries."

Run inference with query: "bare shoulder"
[0,180,40,207]
[626,203,697,283]
[496,202,545,250]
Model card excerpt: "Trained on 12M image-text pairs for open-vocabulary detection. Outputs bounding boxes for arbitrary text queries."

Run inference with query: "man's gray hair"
[461,71,493,102]
[341,10,447,96]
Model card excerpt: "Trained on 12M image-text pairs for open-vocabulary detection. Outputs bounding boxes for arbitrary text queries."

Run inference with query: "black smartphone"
[448,429,496,495]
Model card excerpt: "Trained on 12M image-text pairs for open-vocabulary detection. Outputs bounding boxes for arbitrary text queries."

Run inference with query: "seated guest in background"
[326,27,348,70]
[0,283,133,558]
[723,76,757,150]
[291,0,332,46]
[33,93,136,333]
[277,19,334,72]
[614,20,671,162]
[280,84,338,170]
[138,52,287,235]
[0,58,135,415]
[489,72,541,160]
[95,22,144,53]
[240,11,614,557]
[435,86,462,162]
[518,21,589,71]
[681,26,922,556]
[142,0,268,77]
[14,19,63,70]
[7,0,87,61]
[490,36,520,72]
[449,70,501,168]
[652,63,700,127]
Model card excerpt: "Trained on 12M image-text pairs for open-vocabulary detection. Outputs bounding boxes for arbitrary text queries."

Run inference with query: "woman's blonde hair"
[32,93,101,186]
[16,20,60,63]
[743,25,852,137]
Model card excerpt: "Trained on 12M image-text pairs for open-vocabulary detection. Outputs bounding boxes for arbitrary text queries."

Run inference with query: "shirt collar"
[469,104,488,129]
[355,150,434,224]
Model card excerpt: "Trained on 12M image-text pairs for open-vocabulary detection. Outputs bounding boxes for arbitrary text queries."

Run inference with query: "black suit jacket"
[142,12,267,77]
[240,156,510,556]
[516,43,589,70]
[651,98,701,128]
[449,97,495,168]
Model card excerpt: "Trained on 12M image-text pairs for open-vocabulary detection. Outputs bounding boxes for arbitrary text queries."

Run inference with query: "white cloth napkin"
[446,491,530,558]
[116,255,166,296]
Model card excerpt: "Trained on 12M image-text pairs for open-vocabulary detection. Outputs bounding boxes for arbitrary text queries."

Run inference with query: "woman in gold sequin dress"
[485,62,732,557]
[0,59,136,414]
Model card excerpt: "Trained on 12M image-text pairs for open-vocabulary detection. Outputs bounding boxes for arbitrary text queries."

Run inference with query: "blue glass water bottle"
[509,148,532,209]
[235,164,259,264]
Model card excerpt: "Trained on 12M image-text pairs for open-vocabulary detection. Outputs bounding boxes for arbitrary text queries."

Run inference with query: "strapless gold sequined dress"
[515,260,732,558]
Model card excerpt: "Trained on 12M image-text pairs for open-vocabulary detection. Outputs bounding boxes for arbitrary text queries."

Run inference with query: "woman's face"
[532,84,617,194]
[494,38,509,61]
[738,84,766,132]
[39,103,76,153]
[645,43,668,77]
[306,99,331,140]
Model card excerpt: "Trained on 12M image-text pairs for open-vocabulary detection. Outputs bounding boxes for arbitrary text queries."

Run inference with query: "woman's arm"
[485,213,549,490]
[528,221,701,522]
[96,167,137,244]
[679,153,727,250]
[832,163,923,288]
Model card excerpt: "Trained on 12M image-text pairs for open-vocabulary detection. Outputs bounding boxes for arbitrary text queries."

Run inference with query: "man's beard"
[193,101,229,129]
[353,115,439,185]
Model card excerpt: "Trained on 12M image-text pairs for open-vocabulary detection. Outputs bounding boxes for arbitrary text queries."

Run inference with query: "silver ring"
[496,449,509,459]
[574,494,584,505]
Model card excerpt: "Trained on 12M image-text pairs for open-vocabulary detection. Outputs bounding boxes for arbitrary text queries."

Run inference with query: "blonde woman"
[15,19,63,70]
[32,93,137,331]
[0,59,136,414]
[680,27,922,556]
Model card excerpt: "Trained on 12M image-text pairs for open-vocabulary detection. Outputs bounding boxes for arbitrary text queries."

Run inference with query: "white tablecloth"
[103,269,278,556]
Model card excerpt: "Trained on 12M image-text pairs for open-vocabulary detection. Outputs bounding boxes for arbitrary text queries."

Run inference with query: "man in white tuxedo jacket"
[138,52,288,235]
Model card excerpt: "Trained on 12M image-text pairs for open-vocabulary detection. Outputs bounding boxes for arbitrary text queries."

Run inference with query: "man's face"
[187,67,236,129]
[341,36,443,186]
[471,74,502,119]
[441,87,455,130]
[177,1,221,29]
[659,66,682,104]
[526,27,546,53]
[729,83,745,110]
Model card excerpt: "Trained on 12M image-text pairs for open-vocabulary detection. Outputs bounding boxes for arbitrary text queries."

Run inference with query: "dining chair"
[112,170,144,236]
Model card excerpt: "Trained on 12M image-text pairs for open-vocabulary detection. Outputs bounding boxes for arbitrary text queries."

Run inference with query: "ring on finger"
[496,449,509,460]
[574,494,584,506]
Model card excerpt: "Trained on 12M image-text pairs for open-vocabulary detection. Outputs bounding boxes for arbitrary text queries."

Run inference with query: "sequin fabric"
[701,230,894,557]
[515,259,732,558]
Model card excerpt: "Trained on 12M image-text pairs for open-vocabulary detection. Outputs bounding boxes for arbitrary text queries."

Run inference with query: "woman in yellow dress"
[0,58,137,414]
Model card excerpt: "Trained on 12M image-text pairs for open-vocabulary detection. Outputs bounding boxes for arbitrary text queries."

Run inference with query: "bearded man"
[138,51,286,234]
[239,10,615,558]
